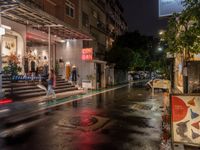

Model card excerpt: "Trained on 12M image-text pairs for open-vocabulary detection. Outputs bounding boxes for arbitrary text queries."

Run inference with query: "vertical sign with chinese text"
[82,48,93,61]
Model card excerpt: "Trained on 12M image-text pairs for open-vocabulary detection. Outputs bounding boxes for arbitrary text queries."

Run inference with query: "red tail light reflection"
[0,99,13,105]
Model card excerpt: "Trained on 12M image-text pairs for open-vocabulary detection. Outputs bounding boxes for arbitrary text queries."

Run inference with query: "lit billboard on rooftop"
[159,0,184,17]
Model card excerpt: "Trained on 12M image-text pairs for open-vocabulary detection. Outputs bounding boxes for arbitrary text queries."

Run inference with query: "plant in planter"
[85,74,95,89]
[3,53,22,76]
[87,74,95,81]
[3,53,22,96]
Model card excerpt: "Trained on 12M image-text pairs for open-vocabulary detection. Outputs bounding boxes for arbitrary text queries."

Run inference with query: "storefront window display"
[2,35,17,68]
[25,39,49,75]
[65,62,71,81]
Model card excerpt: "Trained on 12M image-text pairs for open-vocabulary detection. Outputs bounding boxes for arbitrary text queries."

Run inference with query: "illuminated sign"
[82,48,93,61]
[159,0,184,17]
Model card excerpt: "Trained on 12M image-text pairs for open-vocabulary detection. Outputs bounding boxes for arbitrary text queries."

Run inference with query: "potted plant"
[82,74,95,89]
[3,53,22,95]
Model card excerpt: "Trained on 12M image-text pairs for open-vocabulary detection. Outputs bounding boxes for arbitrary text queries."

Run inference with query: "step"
[55,82,71,86]
[6,88,44,95]
[2,82,38,88]
[16,91,46,99]
[5,84,75,94]
[16,87,78,99]
[56,80,68,83]
[2,79,69,84]
[3,82,72,91]
[3,86,38,92]
[55,87,78,93]
[2,81,11,84]
[55,85,74,89]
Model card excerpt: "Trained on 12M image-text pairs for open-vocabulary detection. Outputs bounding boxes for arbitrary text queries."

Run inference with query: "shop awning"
[0,0,92,40]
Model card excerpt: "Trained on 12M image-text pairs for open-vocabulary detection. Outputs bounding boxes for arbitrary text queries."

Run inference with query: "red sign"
[82,48,93,61]
[172,96,188,122]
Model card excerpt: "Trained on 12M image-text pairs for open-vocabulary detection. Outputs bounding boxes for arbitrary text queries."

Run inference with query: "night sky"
[119,0,168,36]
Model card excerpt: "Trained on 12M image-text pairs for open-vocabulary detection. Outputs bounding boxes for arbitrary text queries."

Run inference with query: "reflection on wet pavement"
[0,86,164,150]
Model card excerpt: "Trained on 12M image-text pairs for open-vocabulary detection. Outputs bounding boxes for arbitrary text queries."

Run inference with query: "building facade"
[0,0,127,92]
[106,0,128,49]
[80,0,128,88]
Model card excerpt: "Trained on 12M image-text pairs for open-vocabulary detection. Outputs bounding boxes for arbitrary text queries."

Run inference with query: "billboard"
[159,0,184,17]
[171,95,200,146]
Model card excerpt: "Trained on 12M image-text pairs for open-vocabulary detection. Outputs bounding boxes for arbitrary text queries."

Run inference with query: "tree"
[164,0,200,60]
[107,31,166,74]
[164,0,200,93]
[107,47,134,70]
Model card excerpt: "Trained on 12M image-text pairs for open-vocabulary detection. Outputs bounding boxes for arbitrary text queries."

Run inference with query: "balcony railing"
[91,0,106,10]
[22,0,43,9]
[94,42,106,60]
[97,20,106,32]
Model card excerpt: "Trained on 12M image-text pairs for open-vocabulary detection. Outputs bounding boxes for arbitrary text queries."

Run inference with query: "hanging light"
[1,25,11,30]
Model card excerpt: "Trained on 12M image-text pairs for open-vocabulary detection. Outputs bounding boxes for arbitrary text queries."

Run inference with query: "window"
[92,9,98,18]
[83,40,90,48]
[82,12,89,27]
[65,0,75,18]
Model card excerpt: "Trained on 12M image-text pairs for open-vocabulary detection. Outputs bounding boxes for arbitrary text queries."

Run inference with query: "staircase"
[2,75,78,100]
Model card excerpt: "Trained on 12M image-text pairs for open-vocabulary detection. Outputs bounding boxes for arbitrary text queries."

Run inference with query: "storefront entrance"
[25,35,55,76]
[188,61,200,93]
[96,63,101,89]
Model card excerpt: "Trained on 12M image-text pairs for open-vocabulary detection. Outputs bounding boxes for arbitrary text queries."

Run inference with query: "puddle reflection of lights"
[0,130,10,138]
[0,99,13,105]
[38,102,46,106]
[0,109,10,113]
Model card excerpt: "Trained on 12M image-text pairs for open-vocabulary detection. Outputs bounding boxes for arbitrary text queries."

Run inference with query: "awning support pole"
[0,7,3,98]
[48,26,51,72]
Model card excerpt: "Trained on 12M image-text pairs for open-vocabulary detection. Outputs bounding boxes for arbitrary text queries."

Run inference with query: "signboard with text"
[159,0,184,17]
[171,95,200,146]
[82,48,93,61]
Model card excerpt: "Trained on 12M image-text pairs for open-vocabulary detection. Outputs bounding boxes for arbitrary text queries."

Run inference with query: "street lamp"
[159,30,164,35]
[158,47,163,51]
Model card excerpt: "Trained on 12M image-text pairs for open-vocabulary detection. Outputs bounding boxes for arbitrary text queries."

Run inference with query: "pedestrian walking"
[46,69,56,98]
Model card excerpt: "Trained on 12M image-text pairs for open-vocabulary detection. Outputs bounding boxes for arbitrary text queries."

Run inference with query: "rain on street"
[0,84,163,150]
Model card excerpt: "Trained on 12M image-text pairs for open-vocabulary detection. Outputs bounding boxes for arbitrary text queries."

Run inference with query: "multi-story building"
[80,0,107,88]
[80,0,127,88]
[106,0,128,49]
[0,0,91,98]
[0,0,127,95]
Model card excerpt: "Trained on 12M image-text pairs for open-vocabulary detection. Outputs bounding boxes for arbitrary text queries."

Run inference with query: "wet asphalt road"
[0,84,163,150]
